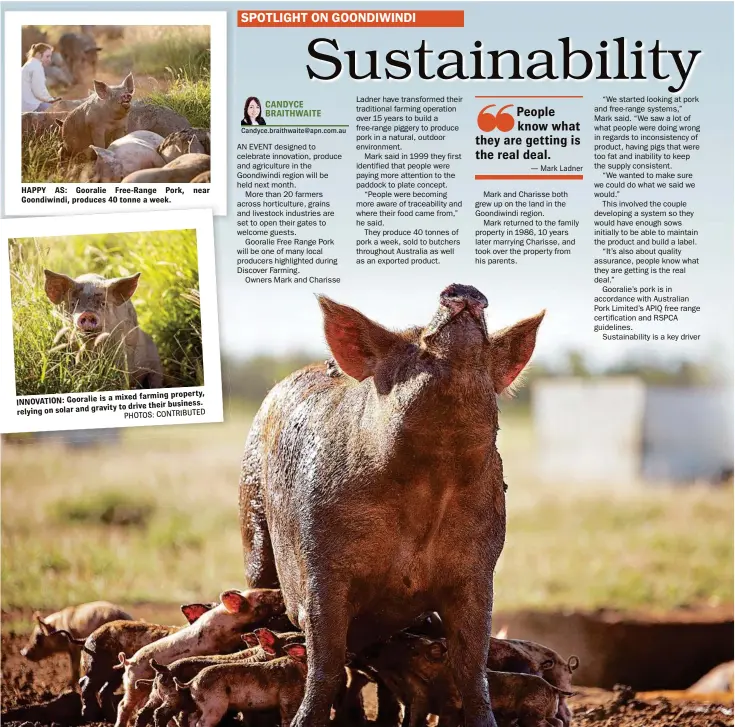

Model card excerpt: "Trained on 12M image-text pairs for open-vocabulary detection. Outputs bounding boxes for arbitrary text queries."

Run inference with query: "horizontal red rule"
[237,9,465,27]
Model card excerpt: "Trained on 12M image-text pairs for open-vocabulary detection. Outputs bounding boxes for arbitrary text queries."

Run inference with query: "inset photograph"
[19,23,211,184]
[10,229,203,395]
[0,209,223,433]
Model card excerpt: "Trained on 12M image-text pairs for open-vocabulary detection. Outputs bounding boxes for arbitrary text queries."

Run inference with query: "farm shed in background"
[531,377,734,485]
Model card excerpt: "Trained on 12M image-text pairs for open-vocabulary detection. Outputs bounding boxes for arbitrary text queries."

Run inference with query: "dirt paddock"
[3,636,733,727]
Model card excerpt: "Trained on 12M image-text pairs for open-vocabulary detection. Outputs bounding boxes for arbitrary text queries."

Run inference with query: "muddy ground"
[3,628,732,727]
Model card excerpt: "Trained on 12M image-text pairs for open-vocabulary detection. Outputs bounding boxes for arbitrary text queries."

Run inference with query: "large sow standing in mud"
[239,284,544,727]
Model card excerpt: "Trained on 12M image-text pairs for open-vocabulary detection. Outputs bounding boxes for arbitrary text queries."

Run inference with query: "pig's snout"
[76,311,101,332]
[120,93,132,108]
[439,284,488,319]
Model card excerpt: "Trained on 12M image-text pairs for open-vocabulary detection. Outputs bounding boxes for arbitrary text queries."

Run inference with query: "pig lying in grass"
[174,642,308,727]
[86,130,166,183]
[114,589,285,727]
[127,102,193,139]
[157,129,210,162]
[121,153,210,183]
[134,628,305,727]
[44,269,164,389]
[21,601,133,691]
[57,603,216,721]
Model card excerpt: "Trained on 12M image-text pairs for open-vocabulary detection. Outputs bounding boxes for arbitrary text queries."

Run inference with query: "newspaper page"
[1,3,733,727]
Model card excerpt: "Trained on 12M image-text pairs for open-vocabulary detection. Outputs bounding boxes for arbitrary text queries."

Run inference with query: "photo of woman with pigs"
[19,24,212,184]
[9,230,204,395]
[21,43,61,112]
[241,96,266,125]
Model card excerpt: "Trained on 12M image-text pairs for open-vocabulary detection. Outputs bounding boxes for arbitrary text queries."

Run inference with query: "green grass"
[147,72,211,129]
[1,407,732,612]
[21,129,67,185]
[10,230,203,395]
[103,26,210,80]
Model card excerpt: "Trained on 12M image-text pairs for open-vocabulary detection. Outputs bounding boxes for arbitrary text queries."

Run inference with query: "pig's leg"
[556,698,572,727]
[334,669,368,726]
[291,595,350,727]
[100,679,122,722]
[376,681,402,727]
[280,697,304,727]
[406,694,429,727]
[68,648,81,690]
[195,703,227,727]
[239,452,279,588]
[134,703,159,727]
[90,127,107,150]
[80,675,104,720]
[153,702,178,727]
[441,591,498,727]
[115,685,148,727]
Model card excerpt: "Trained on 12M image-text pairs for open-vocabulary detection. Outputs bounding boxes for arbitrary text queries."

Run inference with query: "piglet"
[21,601,132,690]
[174,643,308,727]
[134,628,304,727]
[114,589,285,727]
[58,602,215,721]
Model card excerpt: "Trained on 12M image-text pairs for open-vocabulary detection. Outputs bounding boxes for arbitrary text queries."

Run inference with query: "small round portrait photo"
[241,96,266,125]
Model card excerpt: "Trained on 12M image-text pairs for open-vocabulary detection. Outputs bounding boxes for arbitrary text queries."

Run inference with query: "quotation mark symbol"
[477,104,515,133]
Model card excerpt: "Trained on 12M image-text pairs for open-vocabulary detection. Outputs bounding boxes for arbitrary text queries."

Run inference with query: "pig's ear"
[44,269,75,304]
[94,80,109,98]
[255,628,277,655]
[107,272,141,304]
[180,603,213,624]
[540,658,555,671]
[317,296,400,382]
[568,655,580,672]
[33,612,51,633]
[241,632,259,647]
[283,644,307,664]
[123,73,135,93]
[150,658,169,675]
[488,311,545,394]
[89,145,110,160]
[220,590,249,613]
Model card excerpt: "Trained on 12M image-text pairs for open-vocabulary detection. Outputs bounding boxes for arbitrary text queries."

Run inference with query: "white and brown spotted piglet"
[174,642,308,727]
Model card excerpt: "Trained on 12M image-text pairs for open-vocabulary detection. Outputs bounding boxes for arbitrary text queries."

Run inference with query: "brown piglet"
[21,601,133,691]
[59,603,215,721]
